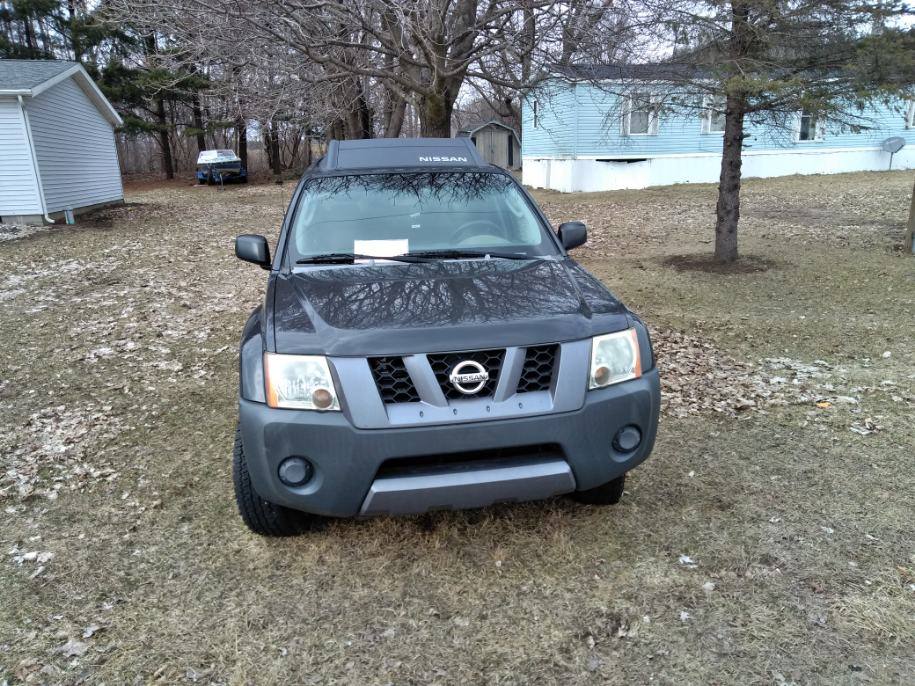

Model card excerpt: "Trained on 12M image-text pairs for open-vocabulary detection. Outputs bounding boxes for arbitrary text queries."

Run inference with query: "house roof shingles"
[555,63,711,82]
[0,59,78,92]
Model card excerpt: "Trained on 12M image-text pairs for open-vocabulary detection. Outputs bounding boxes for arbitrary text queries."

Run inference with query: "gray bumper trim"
[359,458,576,516]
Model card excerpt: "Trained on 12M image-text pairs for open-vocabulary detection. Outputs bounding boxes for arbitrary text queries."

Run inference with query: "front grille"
[516,344,558,393]
[428,348,504,400]
[369,356,421,404]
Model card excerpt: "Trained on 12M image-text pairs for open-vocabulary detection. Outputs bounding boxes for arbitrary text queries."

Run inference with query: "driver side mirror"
[235,234,271,269]
[557,221,587,250]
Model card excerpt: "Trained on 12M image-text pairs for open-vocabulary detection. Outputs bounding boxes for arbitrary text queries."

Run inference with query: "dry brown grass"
[1,171,913,684]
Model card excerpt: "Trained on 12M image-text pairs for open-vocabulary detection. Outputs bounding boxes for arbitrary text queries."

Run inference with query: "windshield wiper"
[404,249,535,261]
[296,252,426,264]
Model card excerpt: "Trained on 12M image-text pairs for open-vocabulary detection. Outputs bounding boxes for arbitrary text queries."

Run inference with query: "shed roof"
[0,59,79,90]
[0,59,122,126]
[456,120,520,141]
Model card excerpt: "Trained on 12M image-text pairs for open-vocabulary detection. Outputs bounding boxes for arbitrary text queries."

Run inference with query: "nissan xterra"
[233,138,660,536]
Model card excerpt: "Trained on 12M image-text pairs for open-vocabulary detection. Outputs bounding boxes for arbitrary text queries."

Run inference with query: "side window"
[702,96,726,134]
[533,100,540,129]
[797,108,825,141]
[906,100,914,129]
[623,92,659,136]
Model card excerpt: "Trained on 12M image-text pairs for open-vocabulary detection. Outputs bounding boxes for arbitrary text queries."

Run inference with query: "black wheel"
[571,473,626,506]
[232,426,320,536]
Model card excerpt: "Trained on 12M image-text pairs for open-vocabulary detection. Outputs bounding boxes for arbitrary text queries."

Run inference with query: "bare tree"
[112,0,590,138]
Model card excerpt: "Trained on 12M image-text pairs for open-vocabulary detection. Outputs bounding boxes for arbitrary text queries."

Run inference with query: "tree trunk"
[344,90,373,139]
[714,97,745,262]
[155,96,174,180]
[419,90,455,138]
[383,94,407,138]
[713,0,752,263]
[266,121,282,181]
[191,94,206,154]
[23,18,34,52]
[327,119,345,141]
[67,0,80,61]
[236,117,248,168]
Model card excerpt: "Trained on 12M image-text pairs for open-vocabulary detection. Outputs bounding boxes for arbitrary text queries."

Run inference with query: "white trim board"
[522,145,892,162]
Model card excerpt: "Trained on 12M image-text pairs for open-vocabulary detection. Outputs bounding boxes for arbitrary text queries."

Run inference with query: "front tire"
[570,473,626,506]
[233,426,321,536]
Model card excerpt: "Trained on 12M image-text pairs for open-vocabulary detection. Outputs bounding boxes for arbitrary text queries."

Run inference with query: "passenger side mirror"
[557,221,587,250]
[235,234,271,269]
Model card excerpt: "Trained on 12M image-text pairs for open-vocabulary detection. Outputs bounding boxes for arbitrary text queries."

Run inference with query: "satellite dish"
[882,136,905,169]
[882,136,905,153]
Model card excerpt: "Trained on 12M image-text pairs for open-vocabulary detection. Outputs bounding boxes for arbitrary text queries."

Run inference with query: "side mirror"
[235,234,271,269]
[557,221,587,250]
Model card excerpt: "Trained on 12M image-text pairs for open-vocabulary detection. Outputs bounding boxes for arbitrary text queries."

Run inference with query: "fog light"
[613,425,642,453]
[278,456,313,486]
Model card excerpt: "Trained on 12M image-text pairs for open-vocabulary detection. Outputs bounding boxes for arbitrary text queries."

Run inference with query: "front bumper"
[238,368,660,518]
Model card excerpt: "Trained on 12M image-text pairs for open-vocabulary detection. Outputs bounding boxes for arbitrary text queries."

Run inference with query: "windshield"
[287,172,558,262]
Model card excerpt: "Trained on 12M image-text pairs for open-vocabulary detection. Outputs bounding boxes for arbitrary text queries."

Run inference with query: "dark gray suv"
[233,138,660,536]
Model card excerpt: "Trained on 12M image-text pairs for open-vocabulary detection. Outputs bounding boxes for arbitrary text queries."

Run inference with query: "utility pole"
[906,176,915,254]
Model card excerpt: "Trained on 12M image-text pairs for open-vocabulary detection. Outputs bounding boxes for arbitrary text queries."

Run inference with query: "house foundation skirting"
[2,198,123,226]
[522,147,915,193]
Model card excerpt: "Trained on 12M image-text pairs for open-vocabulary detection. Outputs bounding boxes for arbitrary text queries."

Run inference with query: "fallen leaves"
[0,404,124,502]
[652,329,834,418]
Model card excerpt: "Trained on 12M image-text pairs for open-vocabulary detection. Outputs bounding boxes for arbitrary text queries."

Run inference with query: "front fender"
[239,306,266,403]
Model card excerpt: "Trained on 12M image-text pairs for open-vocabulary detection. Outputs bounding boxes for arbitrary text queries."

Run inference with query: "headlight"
[264,353,340,410]
[589,329,642,389]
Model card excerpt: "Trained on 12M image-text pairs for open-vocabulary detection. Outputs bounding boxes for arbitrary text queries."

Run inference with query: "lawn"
[1,170,913,684]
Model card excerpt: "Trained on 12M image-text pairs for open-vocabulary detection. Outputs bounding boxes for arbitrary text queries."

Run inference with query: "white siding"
[24,77,123,213]
[0,96,43,217]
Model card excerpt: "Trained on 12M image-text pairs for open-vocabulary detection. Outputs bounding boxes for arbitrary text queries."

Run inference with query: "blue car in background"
[196,149,248,185]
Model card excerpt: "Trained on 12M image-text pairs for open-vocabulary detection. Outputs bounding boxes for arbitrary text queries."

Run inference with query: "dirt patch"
[663,253,778,273]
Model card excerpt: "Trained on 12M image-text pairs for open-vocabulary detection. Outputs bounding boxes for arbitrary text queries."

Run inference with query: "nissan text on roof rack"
[232,137,660,536]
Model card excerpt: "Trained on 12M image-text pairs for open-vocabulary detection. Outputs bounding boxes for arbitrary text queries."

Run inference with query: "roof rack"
[317,137,485,172]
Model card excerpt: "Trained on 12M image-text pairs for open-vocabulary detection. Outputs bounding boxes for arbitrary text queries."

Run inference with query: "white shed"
[0,60,124,226]
[456,120,521,170]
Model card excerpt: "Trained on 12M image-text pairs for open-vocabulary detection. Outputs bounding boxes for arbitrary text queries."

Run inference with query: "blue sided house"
[521,65,915,193]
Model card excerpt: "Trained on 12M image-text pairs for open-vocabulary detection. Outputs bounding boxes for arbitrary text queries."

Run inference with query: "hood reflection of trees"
[293,260,590,330]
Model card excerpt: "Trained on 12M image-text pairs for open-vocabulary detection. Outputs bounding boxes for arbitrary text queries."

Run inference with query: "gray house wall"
[0,96,43,221]
[24,77,123,215]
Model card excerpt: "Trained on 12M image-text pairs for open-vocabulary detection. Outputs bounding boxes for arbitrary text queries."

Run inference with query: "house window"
[906,101,914,129]
[533,101,540,128]
[702,97,726,134]
[798,109,824,141]
[623,93,659,136]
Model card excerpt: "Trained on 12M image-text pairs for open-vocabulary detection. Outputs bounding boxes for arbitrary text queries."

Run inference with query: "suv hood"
[271,258,629,356]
